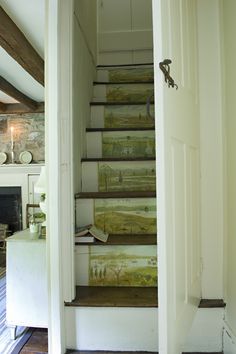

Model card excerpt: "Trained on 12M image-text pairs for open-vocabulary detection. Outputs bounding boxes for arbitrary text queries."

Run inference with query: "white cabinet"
[6,229,48,338]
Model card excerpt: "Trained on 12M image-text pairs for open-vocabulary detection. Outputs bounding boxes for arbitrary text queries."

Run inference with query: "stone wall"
[0,113,45,164]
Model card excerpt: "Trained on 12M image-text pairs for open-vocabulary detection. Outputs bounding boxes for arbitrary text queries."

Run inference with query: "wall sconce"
[35,166,46,226]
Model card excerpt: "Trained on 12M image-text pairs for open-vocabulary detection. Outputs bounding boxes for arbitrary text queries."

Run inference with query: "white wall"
[222,0,236,337]
[97,0,153,65]
[73,0,97,193]
[197,0,224,299]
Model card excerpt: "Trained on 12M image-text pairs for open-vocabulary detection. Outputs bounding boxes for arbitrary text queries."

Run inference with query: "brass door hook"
[159,59,178,90]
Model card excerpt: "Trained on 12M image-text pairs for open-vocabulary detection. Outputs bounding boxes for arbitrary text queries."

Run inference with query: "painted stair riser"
[90,104,155,129]
[76,198,156,235]
[86,131,155,159]
[93,83,154,103]
[75,245,157,287]
[65,307,223,352]
[81,161,156,192]
[97,67,154,83]
[65,307,158,351]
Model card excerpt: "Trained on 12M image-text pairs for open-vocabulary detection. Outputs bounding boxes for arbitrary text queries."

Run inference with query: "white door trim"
[46,0,74,352]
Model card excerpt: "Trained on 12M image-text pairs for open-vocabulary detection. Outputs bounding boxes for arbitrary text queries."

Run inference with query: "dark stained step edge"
[86,128,155,132]
[198,299,226,308]
[97,63,154,68]
[75,191,156,199]
[67,351,158,354]
[81,157,156,162]
[94,81,154,85]
[90,102,154,106]
[65,286,158,308]
[75,234,157,246]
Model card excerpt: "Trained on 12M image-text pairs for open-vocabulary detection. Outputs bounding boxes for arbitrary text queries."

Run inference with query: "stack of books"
[75,224,109,243]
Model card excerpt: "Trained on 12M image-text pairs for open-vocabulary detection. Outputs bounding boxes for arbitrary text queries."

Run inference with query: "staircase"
[65,65,158,352]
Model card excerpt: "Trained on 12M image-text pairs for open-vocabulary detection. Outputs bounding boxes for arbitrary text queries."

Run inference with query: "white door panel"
[153,0,201,353]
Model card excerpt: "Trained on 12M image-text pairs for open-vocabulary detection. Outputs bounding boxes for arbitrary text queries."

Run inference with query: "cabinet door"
[153,0,201,353]
[28,174,41,204]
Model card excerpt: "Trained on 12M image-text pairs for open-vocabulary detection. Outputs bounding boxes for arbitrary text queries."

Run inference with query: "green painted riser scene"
[89,245,157,287]
[103,104,154,128]
[93,83,154,103]
[98,161,156,192]
[97,67,154,83]
[102,131,155,159]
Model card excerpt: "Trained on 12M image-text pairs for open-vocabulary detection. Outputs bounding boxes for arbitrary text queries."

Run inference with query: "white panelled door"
[153,0,201,353]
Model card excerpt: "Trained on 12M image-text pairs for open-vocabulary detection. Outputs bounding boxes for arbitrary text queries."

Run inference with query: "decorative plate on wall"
[19,151,33,164]
[0,152,7,165]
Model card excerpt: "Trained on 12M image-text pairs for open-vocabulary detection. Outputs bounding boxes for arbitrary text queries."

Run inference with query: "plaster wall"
[222,0,236,337]
[73,0,97,193]
[97,0,153,65]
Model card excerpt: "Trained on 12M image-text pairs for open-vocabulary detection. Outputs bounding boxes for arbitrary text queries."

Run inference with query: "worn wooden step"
[81,159,156,193]
[75,234,157,245]
[86,128,155,132]
[198,299,226,308]
[65,286,158,307]
[96,66,154,84]
[76,191,156,199]
[92,83,154,103]
[67,351,158,354]
[86,130,155,159]
[90,102,154,106]
[94,81,154,85]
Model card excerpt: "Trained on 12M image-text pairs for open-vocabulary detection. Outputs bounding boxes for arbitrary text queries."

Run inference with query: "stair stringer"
[65,307,158,351]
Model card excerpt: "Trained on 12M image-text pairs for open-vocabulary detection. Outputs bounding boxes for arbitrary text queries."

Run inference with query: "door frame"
[45,0,74,352]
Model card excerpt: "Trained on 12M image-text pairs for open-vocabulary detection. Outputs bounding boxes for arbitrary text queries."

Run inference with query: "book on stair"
[75,224,109,243]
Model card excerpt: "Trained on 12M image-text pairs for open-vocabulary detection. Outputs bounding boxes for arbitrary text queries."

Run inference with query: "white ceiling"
[0,0,45,103]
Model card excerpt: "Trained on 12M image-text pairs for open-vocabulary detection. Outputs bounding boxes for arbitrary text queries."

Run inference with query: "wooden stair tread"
[75,191,156,199]
[90,102,154,106]
[76,234,157,245]
[86,128,154,132]
[97,63,153,68]
[198,299,226,308]
[82,157,155,162]
[94,81,154,85]
[65,286,158,307]
[67,351,157,354]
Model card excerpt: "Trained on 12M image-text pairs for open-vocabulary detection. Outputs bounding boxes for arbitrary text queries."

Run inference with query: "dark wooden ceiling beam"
[0,6,44,86]
[0,102,6,112]
[0,102,44,115]
[0,76,38,110]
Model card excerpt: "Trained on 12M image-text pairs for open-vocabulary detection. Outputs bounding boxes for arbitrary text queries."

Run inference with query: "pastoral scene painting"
[108,68,154,83]
[106,83,154,103]
[94,198,156,234]
[104,104,155,128]
[98,161,156,192]
[102,131,155,158]
[89,245,157,287]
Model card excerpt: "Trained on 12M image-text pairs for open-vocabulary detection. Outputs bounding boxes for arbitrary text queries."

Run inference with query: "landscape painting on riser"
[89,245,157,287]
[102,131,155,158]
[98,161,156,192]
[107,68,154,82]
[106,83,154,103]
[94,198,156,234]
[104,104,154,128]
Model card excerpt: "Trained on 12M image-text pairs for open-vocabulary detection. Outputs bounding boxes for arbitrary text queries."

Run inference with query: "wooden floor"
[20,328,48,354]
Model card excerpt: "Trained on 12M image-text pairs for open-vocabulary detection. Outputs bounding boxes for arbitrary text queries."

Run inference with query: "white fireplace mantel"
[0,163,44,229]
